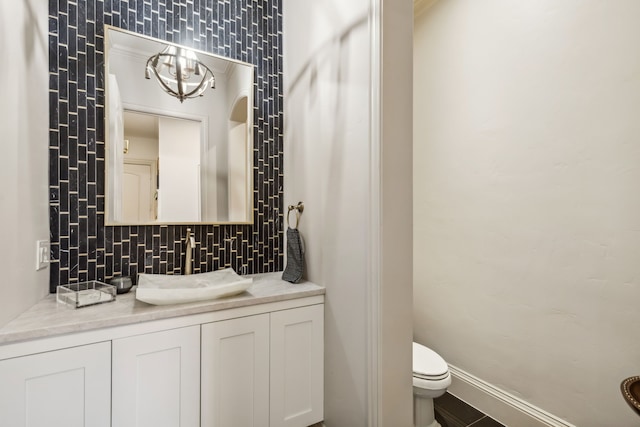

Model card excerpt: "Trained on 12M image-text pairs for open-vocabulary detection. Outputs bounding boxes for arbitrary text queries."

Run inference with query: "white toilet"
[413,342,452,427]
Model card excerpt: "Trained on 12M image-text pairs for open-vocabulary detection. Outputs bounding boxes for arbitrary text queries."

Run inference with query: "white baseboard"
[447,364,576,427]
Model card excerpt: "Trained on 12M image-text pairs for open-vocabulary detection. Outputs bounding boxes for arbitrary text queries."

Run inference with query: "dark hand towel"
[282,227,304,283]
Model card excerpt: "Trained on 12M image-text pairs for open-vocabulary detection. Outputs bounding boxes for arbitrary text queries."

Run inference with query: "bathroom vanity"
[0,272,324,427]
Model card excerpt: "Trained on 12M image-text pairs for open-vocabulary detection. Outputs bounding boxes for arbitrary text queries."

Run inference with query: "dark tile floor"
[434,392,506,427]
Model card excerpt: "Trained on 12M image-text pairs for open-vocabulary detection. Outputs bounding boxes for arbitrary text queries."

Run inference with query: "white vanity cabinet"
[270,304,324,427]
[0,341,111,427]
[201,313,271,427]
[112,325,201,427]
[0,274,325,427]
[201,304,324,427]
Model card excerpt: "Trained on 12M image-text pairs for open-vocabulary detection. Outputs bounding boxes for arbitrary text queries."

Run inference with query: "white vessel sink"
[135,269,252,305]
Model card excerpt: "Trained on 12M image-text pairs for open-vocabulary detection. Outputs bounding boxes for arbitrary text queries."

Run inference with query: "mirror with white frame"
[105,26,254,225]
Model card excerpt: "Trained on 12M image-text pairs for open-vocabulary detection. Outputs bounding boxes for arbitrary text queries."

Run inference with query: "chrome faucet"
[184,228,195,275]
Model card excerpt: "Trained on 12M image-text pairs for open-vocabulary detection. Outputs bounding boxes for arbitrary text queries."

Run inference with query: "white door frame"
[367,0,415,426]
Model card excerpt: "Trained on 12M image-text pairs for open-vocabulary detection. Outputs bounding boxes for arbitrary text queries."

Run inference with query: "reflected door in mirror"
[123,161,156,222]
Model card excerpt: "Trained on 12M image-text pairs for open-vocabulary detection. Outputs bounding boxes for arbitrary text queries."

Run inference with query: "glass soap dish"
[56,281,116,308]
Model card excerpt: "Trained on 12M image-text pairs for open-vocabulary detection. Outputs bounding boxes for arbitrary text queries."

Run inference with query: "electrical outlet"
[36,240,50,271]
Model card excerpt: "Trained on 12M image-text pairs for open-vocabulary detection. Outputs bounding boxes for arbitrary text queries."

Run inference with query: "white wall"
[379,2,415,425]
[414,1,640,426]
[225,64,253,221]
[228,120,247,221]
[0,0,50,326]
[284,0,414,425]
[284,1,371,423]
[123,136,159,161]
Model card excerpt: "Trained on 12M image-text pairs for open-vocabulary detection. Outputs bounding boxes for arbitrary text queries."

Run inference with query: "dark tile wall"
[48,0,284,292]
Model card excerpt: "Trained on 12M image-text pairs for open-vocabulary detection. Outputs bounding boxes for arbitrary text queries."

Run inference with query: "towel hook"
[287,202,304,229]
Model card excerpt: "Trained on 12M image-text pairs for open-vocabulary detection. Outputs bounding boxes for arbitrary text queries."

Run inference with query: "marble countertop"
[0,272,324,345]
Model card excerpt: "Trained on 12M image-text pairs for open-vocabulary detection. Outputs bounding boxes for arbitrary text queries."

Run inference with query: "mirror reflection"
[105,26,254,224]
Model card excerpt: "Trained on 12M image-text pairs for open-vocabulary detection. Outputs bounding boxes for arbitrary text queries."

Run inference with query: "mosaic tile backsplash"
[48,0,284,292]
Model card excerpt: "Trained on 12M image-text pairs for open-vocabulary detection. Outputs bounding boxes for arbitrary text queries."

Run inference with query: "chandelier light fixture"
[145,45,216,103]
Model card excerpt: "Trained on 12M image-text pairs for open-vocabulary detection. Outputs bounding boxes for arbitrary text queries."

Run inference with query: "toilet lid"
[413,342,448,377]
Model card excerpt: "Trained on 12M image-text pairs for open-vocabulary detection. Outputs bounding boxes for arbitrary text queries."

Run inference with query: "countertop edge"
[0,273,325,346]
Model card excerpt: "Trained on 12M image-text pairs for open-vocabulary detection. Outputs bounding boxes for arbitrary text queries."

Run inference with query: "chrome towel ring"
[287,202,304,229]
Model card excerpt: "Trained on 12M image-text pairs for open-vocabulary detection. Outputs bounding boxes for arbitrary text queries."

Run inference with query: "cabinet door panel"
[0,341,111,427]
[201,313,270,427]
[270,304,324,427]
[112,325,200,427]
